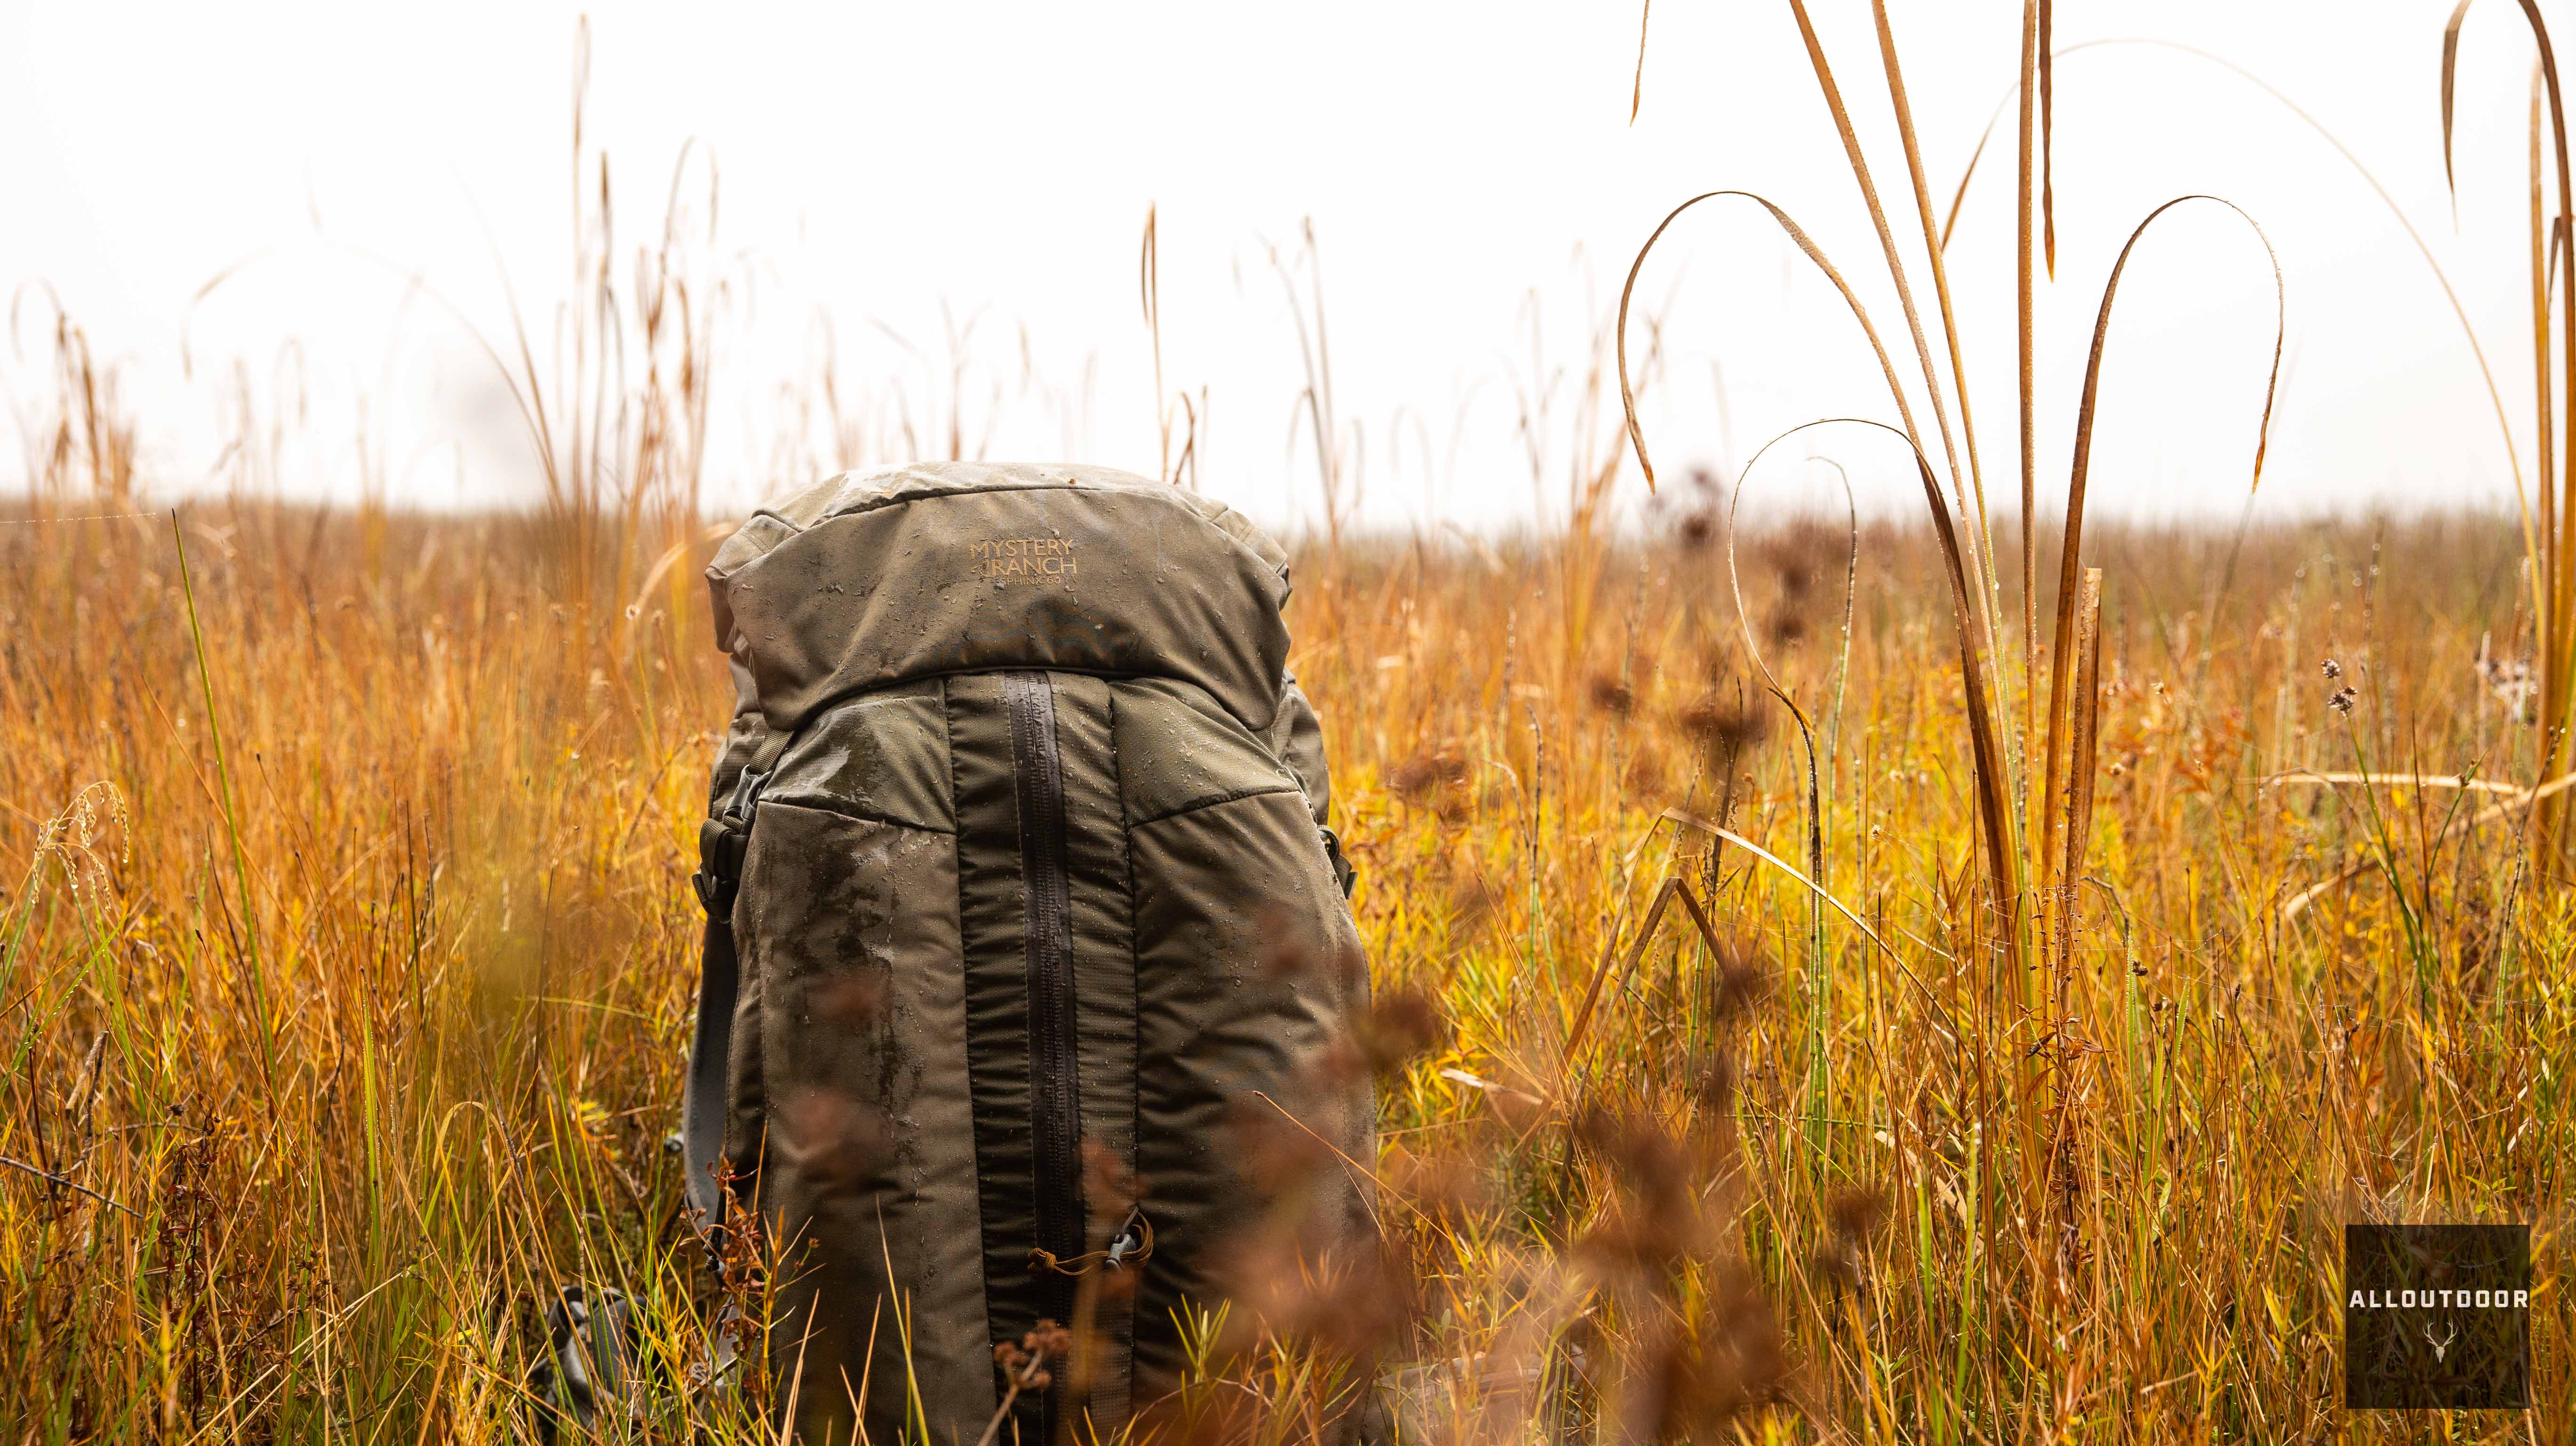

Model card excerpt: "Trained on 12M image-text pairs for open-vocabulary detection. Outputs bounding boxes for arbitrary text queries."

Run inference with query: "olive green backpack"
[682,463,1377,1445]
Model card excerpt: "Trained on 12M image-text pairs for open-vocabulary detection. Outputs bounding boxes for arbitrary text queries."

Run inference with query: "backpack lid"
[708,462,1296,731]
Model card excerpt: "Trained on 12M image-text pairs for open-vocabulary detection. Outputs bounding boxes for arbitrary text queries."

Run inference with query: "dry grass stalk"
[2447,1,2576,877]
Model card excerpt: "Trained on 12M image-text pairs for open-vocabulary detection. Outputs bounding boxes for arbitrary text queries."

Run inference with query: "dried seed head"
[1676,698,1767,756]
[1354,987,1450,1073]
[1255,912,1316,985]
[1700,941,1771,1026]
[1625,1272,1791,1440]
[1570,1110,1704,1272]
[808,972,886,1030]
[1221,1233,1420,1367]
[1442,869,1496,941]
[1620,741,1672,798]
[1759,521,1840,598]
[1826,1186,1890,1243]
[1389,750,1469,802]
[1690,1050,1736,1115]
[1382,1145,1486,1226]
[1588,674,1638,715]
[775,1088,888,1191]
[1250,904,1360,992]
[1310,1033,1368,1089]
[1081,1137,1145,1214]
[1767,555,1815,599]
[1225,1093,1337,1194]
[2321,657,2342,680]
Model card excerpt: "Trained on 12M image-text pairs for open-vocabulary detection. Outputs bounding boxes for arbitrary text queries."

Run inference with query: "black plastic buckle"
[1320,827,1357,899]
[694,817,747,915]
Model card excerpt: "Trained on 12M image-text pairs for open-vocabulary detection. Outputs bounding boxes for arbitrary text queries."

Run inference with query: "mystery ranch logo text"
[2345,1224,2531,1411]
[969,537,1076,582]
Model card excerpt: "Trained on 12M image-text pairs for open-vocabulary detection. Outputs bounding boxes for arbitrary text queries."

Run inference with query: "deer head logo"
[2425,1320,2458,1363]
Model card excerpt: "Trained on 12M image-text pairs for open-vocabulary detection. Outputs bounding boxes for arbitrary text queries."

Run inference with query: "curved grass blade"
[1872,0,2004,667]
[1618,193,1927,491]
[2283,768,2576,919]
[2041,0,2057,279]
[2054,567,2102,968]
[1617,194,2021,962]
[1630,0,1653,124]
[2533,62,2554,632]
[1940,38,2526,521]
[2498,0,2576,872]
[1783,0,1975,537]
[2036,196,2283,907]
[2017,0,2042,861]
[1720,434,1855,708]
[2446,0,2477,208]
[2267,770,2521,795]
[1654,810,1963,1034]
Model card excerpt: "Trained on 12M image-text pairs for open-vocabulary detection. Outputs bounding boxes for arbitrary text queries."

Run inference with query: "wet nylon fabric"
[1115,699,1374,1398]
[709,464,1293,735]
[700,466,1375,1444]
[736,799,992,1445]
[1264,673,1334,829]
[759,683,955,831]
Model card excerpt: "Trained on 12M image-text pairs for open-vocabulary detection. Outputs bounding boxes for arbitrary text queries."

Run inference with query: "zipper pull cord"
[1030,1206,1153,1277]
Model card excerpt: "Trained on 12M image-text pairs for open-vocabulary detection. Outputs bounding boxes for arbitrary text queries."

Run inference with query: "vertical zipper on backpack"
[1002,671,1084,1347]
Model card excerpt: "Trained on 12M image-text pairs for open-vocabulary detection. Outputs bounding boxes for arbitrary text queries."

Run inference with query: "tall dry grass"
[5,483,2569,1442]
[2,7,2573,1444]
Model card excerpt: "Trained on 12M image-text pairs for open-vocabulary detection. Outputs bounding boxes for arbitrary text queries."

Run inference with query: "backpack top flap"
[708,462,1295,732]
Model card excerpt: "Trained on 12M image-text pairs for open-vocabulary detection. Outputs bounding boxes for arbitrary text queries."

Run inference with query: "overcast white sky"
[0,2,2558,530]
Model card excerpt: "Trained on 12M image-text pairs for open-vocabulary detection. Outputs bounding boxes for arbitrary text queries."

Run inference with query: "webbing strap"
[683,730,786,1261]
[681,908,739,1254]
[680,821,753,1391]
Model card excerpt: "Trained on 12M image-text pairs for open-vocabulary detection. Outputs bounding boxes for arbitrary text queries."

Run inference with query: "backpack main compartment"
[692,464,1375,1445]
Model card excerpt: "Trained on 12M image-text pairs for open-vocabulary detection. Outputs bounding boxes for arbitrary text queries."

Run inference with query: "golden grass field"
[5,5,2576,1443]
[1,492,2567,1443]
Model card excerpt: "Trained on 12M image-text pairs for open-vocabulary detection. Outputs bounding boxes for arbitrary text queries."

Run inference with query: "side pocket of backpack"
[734,799,993,1441]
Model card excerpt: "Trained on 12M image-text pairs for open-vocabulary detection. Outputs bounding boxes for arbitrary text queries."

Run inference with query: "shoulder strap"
[682,730,789,1257]
[681,911,742,1246]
